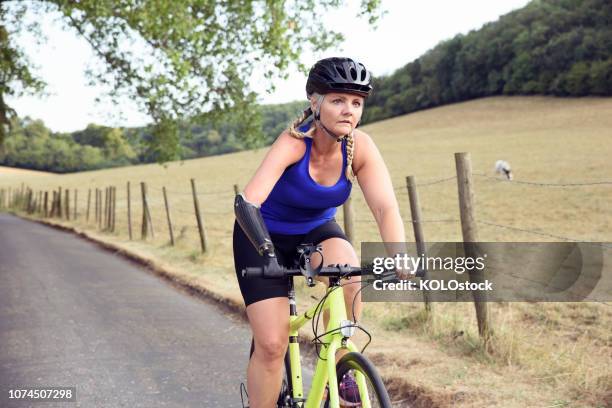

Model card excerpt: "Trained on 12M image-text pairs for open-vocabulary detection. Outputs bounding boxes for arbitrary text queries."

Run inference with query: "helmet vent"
[350,67,357,80]
[335,65,347,79]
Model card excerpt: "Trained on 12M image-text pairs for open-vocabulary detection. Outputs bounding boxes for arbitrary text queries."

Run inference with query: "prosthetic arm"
[234,193,276,259]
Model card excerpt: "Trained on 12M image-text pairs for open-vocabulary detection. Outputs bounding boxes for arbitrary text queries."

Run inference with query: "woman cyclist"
[233,57,409,407]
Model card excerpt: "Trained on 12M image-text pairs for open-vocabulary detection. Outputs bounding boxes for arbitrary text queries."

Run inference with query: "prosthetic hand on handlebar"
[234,193,281,274]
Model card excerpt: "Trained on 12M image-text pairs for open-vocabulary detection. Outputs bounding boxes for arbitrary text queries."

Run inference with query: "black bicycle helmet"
[306,57,372,98]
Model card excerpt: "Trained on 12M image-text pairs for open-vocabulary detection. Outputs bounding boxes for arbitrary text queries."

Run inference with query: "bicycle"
[241,243,393,408]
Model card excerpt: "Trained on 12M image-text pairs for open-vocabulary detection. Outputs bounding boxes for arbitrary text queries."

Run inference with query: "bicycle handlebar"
[241,243,426,281]
[242,264,362,279]
[242,265,426,279]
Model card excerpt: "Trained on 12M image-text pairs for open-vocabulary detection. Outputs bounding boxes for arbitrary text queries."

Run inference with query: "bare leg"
[246,297,290,408]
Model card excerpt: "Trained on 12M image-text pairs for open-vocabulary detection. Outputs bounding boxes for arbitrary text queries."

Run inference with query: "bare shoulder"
[351,129,377,174]
[270,131,307,165]
[274,131,306,160]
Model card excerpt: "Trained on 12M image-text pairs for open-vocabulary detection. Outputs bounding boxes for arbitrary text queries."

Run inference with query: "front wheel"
[324,352,392,408]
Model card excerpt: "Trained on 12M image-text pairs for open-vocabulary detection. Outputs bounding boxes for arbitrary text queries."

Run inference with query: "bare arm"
[242,132,305,205]
[353,131,409,260]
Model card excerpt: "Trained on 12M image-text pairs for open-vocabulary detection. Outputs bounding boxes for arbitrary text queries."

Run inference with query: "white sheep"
[495,160,513,180]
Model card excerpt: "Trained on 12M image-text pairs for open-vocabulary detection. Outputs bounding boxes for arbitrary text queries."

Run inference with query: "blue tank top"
[261,135,352,234]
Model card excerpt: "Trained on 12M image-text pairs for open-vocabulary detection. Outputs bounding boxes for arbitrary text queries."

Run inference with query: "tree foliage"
[1,0,383,160]
[362,0,612,124]
[0,5,45,146]
[0,101,306,173]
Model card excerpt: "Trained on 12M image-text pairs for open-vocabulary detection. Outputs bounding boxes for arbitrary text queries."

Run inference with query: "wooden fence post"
[455,152,490,345]
[190,178,207,253]
[65,189,70,220]
[86,189,91,221]
[233,184,239,195]
[44,191,49,217]
[145,186,154,238]
[95,189,99,224]
[111,186,116,232]
[50,191,56,217]
[127,182,132,240]
[162,187,175,246]
[141,182,149,239]
[73,189,78,220]
[98,189,102,229]
[100,188,104,229]
[56,187,62,218]
[26,189,32,213]
[107,187,112,231]
[406,176,432,312]
[343,194,355,245]
[24,188,30,212]
[104,187,109,230]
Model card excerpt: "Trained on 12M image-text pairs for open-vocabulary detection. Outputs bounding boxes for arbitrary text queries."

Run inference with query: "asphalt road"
[0,213,253,407]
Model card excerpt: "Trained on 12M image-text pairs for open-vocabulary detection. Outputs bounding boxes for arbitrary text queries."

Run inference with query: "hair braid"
[345,131,356,183]
[288,107,313,139]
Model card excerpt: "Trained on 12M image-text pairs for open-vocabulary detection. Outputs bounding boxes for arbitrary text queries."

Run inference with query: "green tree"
[589,58,612,95]
[103,127,136,163]
[0,9,45,145]
[1,0,383,161]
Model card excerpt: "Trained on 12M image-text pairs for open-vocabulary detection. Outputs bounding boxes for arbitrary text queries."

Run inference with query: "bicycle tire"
[324,352,392,408]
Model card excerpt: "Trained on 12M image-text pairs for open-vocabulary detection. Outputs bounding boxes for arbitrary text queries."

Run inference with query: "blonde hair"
[287,98,356,183]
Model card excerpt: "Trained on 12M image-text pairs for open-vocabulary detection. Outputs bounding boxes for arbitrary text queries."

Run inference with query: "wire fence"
[474,173,612,187]
[2,169,610,255]
[3,162,610,344]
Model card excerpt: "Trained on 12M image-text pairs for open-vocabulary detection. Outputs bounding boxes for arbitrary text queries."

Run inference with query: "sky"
[7,0,531,133]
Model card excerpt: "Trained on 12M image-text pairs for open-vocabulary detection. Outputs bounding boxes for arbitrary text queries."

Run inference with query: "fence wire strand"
[474,173,612,187]
[478,220,612,249]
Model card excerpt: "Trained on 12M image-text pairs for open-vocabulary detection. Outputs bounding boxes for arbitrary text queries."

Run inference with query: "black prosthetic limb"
[234,193,274,256]
[234,193,282,276]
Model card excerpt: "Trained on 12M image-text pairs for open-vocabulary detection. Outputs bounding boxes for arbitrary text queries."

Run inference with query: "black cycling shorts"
[233,218,350,307]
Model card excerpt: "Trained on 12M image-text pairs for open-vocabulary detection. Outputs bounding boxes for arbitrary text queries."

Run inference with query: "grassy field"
[1,96,611,407]
[0,165,54,176]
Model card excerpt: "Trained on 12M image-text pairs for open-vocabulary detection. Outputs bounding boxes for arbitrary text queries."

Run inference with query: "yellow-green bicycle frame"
[285,277,372,408]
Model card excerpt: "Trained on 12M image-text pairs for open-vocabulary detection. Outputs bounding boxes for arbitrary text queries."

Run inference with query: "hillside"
[0,165,53,177]
[364,0,612,123]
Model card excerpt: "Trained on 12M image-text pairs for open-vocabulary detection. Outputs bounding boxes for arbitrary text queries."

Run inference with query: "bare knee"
[246,297,289,367]
[343,276,362,299]
[253,337,287,365]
